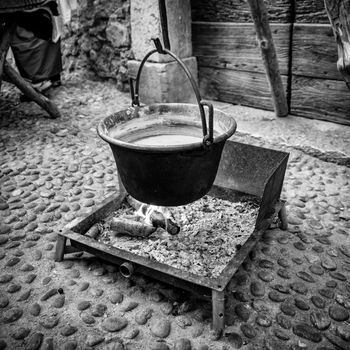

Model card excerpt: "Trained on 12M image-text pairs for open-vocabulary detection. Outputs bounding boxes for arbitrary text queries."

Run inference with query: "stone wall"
[61,0,132,91]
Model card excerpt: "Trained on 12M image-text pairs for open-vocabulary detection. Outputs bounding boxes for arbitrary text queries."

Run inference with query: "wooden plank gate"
[191,0,350,125]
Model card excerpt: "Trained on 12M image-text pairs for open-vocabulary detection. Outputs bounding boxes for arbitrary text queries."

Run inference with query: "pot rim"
[97,103,237,152]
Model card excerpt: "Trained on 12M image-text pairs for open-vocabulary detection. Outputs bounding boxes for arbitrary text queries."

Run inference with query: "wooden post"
[4,61,61,118]
[324,0,350,86]
[246,0,289,117]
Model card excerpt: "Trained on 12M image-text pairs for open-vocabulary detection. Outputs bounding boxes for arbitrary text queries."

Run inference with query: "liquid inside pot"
[108,116,210,146]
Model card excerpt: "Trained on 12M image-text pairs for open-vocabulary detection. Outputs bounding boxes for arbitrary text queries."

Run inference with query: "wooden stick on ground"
[110,218,156,237]
[3,61,61,118]
[246,0,289,117]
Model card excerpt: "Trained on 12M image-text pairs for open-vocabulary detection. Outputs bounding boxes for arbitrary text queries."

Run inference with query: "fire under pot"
[55,140,289,333]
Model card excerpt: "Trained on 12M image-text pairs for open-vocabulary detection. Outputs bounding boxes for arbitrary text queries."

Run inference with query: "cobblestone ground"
[0,79,350,350]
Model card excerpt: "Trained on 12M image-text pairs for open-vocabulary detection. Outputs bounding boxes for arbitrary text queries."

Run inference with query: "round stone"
[319,288,334,299]
[78,282,89,291]
[81,312,95,325]
[256,312,272,327]
[234,303,251,322]
[309,264,324,275]
[6,257,20,267]
[311,295,326,309]
[0,274,13,283]
[40,316,59,329]
[277,258,291,268]
[259,259,274,268]
[310,310,331,330]
[315,236,331,245]
[225,332,243,348]
[85,334,105,347]
[329,272,346,281]
[321,258,337,271]
[276,313,292,329]
[29,303,41,316]
[296,271,315,283]
[269,291,287,303]
[240,323,257,338]
[272,284,290,294]
[60,325,78,336]
[280,301,296,317]
[109,291,123,304]
[336,324,350,341]
[293,323,322,343]
[25,332,44,350]
[135,308,153,325]
[60,341,77,350]
[52,295,65,308]
[294,297,310,311]
[77,300,91,311]
[20,263,35,272]
[294,242,306,250]
[150,319,171,338]
[257,271,274,282]
[0,236,8,245]
[91,303,107,317]
[173,338,191,350]
[274,329,290,341]
[277,269,291,279]
[102,316,128,332]
[25,274,37,284]
[290,282,308,295]
[121,301,138,312]
[0,295,9,308]
[124,327,140,339]
[329,305,349,321]
[11,327,31,340]
[250,281,265,297]
[3,307,23,323]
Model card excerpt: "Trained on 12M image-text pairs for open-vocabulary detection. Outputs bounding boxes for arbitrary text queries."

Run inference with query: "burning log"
[149,210,180,235]
[126,196,180,235]
[110,218,156,238]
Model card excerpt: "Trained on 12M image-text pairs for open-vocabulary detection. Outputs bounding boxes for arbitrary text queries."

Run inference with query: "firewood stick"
[85,223,100,239]
[150,211,180,235]
[110,218,156,237]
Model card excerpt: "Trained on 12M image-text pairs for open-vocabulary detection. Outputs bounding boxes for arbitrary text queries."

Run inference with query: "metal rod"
[158,0,170,50]
[212,289,225,333]
[134,41,209,138]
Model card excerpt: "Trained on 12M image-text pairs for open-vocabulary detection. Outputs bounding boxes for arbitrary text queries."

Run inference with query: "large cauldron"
[97,40,237,206]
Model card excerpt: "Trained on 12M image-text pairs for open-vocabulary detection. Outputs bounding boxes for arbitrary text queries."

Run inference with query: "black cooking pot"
[97,45,237,206]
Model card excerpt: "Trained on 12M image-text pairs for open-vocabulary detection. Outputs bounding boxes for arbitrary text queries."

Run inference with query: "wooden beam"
[292,23,342,80]
[198,66,288,112]
[324,0,350,85]
[246,0,289,117]
[4,61,61,119]
[192,22,291,75]
[291,75,350,125]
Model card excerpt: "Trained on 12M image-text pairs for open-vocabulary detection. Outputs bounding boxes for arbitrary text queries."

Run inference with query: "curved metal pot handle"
[130,38,214,147]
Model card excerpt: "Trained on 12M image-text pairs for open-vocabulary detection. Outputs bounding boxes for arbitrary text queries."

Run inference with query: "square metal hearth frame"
[55,141,289,332]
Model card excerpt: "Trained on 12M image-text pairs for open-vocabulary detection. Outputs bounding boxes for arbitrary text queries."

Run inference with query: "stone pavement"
[0,78,350,350]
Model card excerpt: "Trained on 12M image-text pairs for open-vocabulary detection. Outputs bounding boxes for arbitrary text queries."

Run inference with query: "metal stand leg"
[278,204,288,230]
[55,235,67,262]
[212,289,225,333]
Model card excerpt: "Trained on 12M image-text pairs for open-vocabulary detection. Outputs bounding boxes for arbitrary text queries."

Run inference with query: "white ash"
[97,195,259,278]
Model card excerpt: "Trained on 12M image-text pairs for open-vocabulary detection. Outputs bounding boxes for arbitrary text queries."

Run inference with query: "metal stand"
[54,195,288,334]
